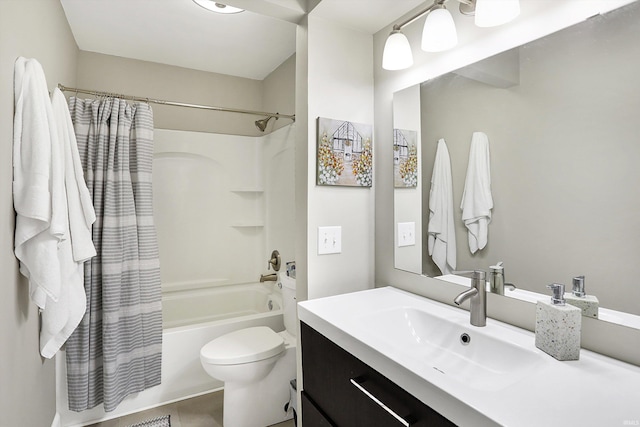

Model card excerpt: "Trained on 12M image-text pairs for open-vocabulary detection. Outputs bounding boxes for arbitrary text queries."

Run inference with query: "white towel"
[460,131,493,254]
[428,139,456,275]
[52,88,96,262]
[39,89,96,359]
[13,57,63,309]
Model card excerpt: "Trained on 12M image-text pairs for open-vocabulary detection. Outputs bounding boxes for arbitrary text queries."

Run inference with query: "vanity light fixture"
[192,0,245,14]
[475,0,521,27]
[382,0,520,70]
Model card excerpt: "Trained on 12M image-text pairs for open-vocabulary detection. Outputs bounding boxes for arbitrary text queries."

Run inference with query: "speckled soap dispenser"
[535,283,581,361]
[565,275,599,319]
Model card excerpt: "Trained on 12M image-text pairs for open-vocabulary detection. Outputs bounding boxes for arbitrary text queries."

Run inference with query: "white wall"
[374,0,640,366]
[0,1,78,426]
[301,15,375,301]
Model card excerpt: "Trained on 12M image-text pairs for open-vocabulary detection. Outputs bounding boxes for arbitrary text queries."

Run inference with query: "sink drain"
[460,333,471,345]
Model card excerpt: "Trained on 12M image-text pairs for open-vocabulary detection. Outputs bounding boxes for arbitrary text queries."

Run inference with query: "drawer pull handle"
[350,378,412,427]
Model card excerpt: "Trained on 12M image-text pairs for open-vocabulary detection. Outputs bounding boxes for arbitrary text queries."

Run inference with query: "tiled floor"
[87,390,295,427]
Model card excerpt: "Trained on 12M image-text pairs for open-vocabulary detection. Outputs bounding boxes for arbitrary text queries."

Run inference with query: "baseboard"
[51,412,61,427]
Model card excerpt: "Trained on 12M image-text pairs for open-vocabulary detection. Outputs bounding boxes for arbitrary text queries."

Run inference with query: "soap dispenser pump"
[548,283,565,305]
[535,283,581,361]
[564,275,599,318]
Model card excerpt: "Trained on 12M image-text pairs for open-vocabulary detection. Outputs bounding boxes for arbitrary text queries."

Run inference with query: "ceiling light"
[383,27,414,71]
[475,0,520,27]
[192,0,245,14]
[421,5,458,52]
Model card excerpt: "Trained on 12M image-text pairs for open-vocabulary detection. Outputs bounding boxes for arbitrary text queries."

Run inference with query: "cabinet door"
[301,322,455,427]
[301,391,336,427]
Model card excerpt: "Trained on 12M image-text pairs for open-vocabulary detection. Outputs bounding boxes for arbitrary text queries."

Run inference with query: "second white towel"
[428,138,456,275]
[460,131,493,254]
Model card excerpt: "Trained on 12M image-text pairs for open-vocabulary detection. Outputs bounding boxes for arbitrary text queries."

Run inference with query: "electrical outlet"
[397,222,416,247]
[318,226,342,255]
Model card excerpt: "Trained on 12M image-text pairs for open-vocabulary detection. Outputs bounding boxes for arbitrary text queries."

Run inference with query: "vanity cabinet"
[301,322,455,427]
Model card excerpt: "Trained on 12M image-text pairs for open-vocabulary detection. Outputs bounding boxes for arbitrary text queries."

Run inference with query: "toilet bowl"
[200,273,297,427]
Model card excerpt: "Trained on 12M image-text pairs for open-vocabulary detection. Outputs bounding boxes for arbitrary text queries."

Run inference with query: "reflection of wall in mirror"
[393,86,422,274]
[418,2,640,315]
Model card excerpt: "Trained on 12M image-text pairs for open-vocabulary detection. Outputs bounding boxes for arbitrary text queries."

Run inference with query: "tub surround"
[298,287,640,427]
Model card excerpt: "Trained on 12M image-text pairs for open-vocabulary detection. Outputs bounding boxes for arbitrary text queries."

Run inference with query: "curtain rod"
[57,84,295,121]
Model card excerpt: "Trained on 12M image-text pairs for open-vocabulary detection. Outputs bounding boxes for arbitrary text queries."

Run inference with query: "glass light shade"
[192,0,244,14]
[382,30,414,71]
[475,0,520,27]
[421,8,458,52]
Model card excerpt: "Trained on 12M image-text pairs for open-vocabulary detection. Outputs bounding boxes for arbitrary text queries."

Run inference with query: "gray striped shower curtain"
[65,96,162,412]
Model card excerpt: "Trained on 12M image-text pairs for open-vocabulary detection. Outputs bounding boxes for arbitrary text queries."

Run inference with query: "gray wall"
[77,51,295,136]
[419,6,640,315]
[0,0,79,426]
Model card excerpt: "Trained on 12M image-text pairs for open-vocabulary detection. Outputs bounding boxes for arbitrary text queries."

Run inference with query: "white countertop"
[298,286,640,427]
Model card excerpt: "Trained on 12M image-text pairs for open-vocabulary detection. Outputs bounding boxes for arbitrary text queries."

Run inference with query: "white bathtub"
[56,282,284,427]
[163,282,282,329]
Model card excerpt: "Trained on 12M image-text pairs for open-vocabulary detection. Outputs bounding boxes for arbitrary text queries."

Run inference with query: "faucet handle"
[267,250,281,271]
[489,261,504,272]
[453,270,486,281]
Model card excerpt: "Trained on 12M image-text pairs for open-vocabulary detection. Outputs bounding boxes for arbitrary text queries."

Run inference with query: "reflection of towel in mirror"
[460,132,493,254]
[428,139,456,275]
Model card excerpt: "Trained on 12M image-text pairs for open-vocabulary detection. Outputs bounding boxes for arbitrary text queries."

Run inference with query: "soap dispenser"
[535,283,581,361]
[564,275,599,318]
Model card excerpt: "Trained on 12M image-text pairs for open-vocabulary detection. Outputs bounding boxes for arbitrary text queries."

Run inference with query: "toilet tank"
[280,275,297,336]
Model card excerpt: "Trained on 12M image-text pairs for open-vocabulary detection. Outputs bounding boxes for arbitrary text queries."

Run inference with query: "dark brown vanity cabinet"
[301,322,456,427]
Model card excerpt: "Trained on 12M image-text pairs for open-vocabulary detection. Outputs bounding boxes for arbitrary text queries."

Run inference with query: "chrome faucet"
[454,270,487,327]
[260,273,278,282]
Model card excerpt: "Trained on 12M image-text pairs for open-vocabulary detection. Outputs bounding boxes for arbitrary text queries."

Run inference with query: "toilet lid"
[200,326,285,365]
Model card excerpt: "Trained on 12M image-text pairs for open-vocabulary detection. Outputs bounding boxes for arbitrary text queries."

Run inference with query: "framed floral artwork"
[316,117,373,187]
[393,128,418,188]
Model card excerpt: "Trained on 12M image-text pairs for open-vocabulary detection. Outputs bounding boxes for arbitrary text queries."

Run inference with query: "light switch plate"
[397,222,416,247]
[318,226,342,255]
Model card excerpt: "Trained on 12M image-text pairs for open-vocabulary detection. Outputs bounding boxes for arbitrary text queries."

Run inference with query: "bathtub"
[56,282,284,427]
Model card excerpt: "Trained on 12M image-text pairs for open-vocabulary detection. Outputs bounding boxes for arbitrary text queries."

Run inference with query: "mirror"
[393,1,640,325]
[393,85,423,274]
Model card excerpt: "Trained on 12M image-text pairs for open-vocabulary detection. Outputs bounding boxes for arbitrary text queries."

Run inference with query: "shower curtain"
[64,96,162,412]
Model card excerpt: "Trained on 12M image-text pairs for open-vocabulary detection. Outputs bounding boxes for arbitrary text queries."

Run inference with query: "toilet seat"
[201,326,285,365]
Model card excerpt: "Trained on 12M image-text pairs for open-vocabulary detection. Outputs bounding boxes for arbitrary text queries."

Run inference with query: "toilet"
[200,274,297,427]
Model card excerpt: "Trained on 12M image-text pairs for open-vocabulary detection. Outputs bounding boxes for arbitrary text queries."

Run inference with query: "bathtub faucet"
[260,273,278,282]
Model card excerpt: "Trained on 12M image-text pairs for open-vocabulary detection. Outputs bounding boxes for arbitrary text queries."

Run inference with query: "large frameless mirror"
[393,1,640,328]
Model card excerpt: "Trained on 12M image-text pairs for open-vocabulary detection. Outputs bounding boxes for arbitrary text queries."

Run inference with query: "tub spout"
[260,273,277,282]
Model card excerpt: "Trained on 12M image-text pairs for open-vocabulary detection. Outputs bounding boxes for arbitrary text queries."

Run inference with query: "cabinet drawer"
[301,322,455,427]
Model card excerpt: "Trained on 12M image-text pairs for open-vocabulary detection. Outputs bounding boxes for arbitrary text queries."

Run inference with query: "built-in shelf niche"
[231,222,265,228]
[230,188,265,229]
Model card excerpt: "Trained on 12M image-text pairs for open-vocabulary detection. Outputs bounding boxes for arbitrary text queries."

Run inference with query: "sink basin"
[357,306,543,391]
